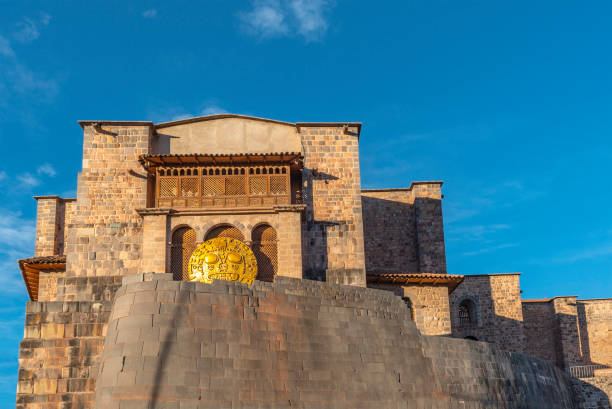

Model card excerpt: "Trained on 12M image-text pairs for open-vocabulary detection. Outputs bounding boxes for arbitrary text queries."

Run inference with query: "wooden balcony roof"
[366,272,464,293]
[139,152,303,168]
[18,255,66,301]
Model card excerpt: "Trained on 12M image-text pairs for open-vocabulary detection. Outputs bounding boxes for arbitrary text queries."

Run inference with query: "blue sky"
[1,0,611,403]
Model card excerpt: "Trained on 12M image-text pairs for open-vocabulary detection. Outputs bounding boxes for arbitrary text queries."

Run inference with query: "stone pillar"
[34,196,61,256]
[138,209,171,274]
[276,209,303,279]
[300,125,366,286]
[413,182,447,274]
[65,122,153,277]
[552,296,583,369]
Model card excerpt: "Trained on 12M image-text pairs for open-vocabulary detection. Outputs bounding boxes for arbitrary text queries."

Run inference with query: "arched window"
[458,299,478,326]
[205,224,244,241]
[170,226,196,281]
[402,297,415,321]
[251,224,278,282]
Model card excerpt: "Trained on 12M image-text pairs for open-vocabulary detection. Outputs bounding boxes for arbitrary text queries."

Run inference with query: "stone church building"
[15,114,611,408]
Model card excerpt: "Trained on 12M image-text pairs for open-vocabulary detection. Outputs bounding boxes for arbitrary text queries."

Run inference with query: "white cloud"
[36,163,56,177]
[0,211,35,251]
[290,0,329,40]
[16,173,39,187]
[0,171,7,182]
[239,0,332,41]
[551,243,612,264]
[13,13,51,43]
[0,36,14,57]
[200,105,226,116]
[142,9,158,19]
[462,243,518,257]
[447,224,511,242]
[170,113,192,121]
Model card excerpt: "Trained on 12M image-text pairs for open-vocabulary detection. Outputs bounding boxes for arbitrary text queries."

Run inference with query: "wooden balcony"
[154,165,293,208]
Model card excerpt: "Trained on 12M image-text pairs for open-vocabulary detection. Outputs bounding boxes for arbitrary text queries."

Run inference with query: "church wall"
[300,125,366,286]
[65,124,152,277]
[523,300,559,365]
[368,282,452,335]
[361,189,419,273]
[577,299,612,367]
[450,274,526,354]
[412,182,446,274]
[34,196,62,257]
[361,182,446,275]
[552,296,584,369]
[153,117,301,155]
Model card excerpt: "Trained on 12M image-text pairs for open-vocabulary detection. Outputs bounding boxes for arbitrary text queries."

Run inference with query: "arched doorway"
[205,224,244,241]
[251,224,278,282]
[458,298,478,326]
[170,226,196,281]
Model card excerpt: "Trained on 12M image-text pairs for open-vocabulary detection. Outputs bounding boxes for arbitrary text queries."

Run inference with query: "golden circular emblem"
[188,237,257,285]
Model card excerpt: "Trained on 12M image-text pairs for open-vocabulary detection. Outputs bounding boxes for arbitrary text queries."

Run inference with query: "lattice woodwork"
[180,178,199,198]
[252,224,277,282]
[170,227,196,281]
[249,176,267,195]
[226,176,246,196]
[155,165,293,208]
[159,178,178,198]
[205,225,244,241]
[269,175,288,195]
[202,178,224,197]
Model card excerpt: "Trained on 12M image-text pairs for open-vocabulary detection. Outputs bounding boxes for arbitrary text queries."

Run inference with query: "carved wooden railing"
[155,165,292,208]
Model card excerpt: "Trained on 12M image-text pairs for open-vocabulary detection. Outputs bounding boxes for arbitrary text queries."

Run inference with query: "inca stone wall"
[450,274,526,353]
[577,299,612,367]
[572,375,612,409]
[300,125,366,286]
[93,274,576,409]
[361,183,446,275]
[65,123,152,277]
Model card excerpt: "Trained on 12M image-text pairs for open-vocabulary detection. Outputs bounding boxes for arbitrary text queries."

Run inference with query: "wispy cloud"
[448,224,511,241]
[152,101,229,123]
[200,105,226,116]
[462,243,518,257]
[13,13,51,43]
[0,13,58,122]
[142,9,158,19]
[0,36,14,57]
[16,173,39,188]
[550,243,612,264]
[36,163,56,177]
[239,0,332,41]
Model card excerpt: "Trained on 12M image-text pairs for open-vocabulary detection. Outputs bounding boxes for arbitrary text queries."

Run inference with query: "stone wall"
[300,125,366,286]
[361,182,446,275]
[572,375,612,409]
[34,196,74,257]
[65,123,152,277]
[577,299,612,367]
[361,189,419,273]
[94,273,576,409]
[523,300,558,364]
[368,282,452,335]
[450,274,526,353]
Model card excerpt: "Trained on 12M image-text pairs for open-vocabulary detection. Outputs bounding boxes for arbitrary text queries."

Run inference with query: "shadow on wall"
[449,276,611,408]
[301,168,340,282]
[360,196,419,274]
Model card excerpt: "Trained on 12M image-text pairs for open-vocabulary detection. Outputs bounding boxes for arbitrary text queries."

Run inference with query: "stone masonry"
[300,125,366,286]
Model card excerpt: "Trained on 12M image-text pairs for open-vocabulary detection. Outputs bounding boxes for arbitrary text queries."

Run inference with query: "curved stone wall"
[95,274,576,408]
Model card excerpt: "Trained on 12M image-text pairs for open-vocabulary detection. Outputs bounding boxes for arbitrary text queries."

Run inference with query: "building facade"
[15,114,611,408]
